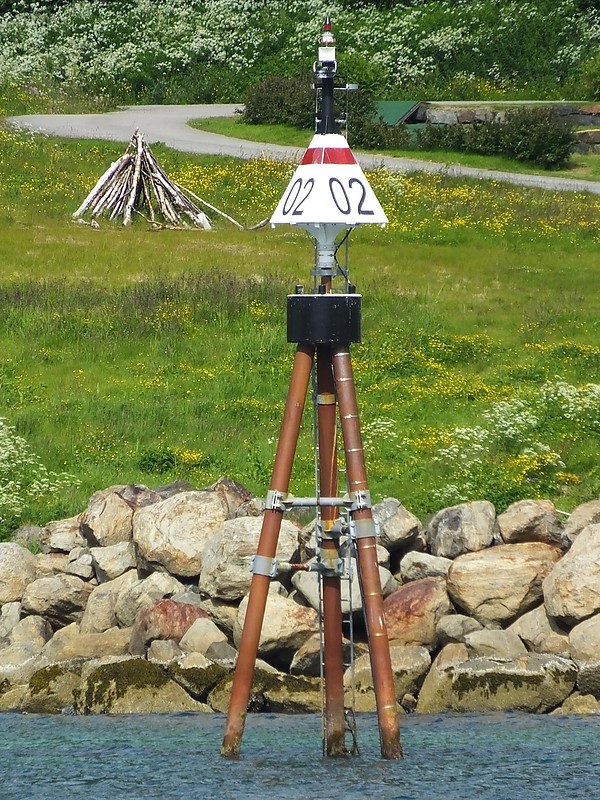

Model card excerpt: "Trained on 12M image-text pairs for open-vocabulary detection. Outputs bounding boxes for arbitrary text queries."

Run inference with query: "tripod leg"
[332,346,403,760]
[221,343,315,759]
[316,345,347,757]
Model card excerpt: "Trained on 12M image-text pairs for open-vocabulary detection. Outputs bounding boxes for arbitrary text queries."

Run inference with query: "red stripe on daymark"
[301,147,357,165]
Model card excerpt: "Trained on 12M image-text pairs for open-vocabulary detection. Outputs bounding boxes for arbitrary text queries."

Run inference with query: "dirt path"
[8,103,600,196]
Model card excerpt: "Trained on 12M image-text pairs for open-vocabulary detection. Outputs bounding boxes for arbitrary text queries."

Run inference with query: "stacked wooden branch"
[73,130,216,229]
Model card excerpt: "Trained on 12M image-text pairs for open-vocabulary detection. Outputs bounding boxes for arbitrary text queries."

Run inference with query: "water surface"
[1,712,598,800]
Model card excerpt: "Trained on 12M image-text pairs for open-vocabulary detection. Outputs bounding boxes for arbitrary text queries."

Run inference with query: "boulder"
[179,617,227,655]
[399,551,452,583]
[35,553,70,578]
[133,490,229,576]
[75,657,209,713]
[79,486,138,547]
[65,547,95,581]
[289,634,367,678]
[79,569,139,634]
[436,613,483,647]
[552,691,600,715]
[39,516,84,554]
[570,614,600,664]
[193,596,238,636]
[561,499,600,547]
[9,615,52,649]
[508,604,570,656]
[464,628,528,659]
[426,501,496,558]
[21,663,82,714]
[384,577,452,648]
[447,542,561,626]
[292,559,396,616]
[373,498,422,552]
[90,541,137,582]
[129,598,209,655]
[543,523,600,626]
[21,574,94,628]
[344,645,431,712]
[207,666,299,714]
[42,623,131,662]
[0,542,38,603]
[0,601,21,639]
[207,477,256,517]
[234,591,319,668]
[199,516,299,601]
[416,643,469,713]
[147,640,182,664]
[578,662,600,699]
[417,653,577,714]
[168,657,228,701]
[497,499,563,546]
[262,673,322,713]
[114,572,185,628]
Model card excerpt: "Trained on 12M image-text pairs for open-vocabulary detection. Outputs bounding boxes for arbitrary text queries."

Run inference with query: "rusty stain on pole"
[221,343,315,759]
[316,345,348,757]
[332,346,403,760]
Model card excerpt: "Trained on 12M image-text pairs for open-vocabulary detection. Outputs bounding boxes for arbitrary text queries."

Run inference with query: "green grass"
[189,117,600,183]
[1,121,600,537]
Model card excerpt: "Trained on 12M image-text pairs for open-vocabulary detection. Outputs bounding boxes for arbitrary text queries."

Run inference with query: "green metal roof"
[375,101,421,126]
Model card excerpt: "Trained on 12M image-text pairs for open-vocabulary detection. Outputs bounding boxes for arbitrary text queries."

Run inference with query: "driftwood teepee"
[73,130,240,230]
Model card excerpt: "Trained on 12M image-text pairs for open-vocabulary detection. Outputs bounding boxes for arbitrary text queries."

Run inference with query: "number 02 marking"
[282,178,315,216]
[281,175,376,217]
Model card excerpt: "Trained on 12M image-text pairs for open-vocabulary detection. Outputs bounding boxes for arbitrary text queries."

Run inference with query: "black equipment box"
[287,293,362,344]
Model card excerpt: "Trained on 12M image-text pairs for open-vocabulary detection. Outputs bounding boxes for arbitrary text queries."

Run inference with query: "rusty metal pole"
[332,346,403,760]
[316,345,348,757]
[221,343,315,759]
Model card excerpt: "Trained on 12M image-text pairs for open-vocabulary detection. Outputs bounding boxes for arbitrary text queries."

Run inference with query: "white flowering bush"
[0,418,78,535]
[0,0,598,106]
[416,381,596,510]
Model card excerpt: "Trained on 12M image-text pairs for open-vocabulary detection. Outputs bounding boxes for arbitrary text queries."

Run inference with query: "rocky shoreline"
[1,478,599,716]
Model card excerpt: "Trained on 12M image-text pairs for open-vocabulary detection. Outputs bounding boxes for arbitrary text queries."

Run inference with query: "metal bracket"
[344,490,372,511]
[265,489,293,512]
[250,555,278,578]
[350,518,379,540]
[315,553,346,577]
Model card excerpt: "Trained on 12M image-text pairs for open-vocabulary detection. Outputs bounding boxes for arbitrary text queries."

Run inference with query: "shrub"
[417,108,575,169]
[500,107,576,169]
[242,74,314,128]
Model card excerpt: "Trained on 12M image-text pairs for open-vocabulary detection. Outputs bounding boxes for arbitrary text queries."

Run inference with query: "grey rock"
[21,574,94,628]
[39,516,84,554]
[79,569,139,634]
[133,490,229,577]
[373,498,422,552]
[344,645,431,712]
[90,541,137,582]
[436,614,483,647]
[543,523,600,626]
[400,551,451,582]
[508,604,570,656]
[464,628,528,659]
[0,542,38,603]
[497,499,563,545]
[199,516,299,601]
[570,614,600,664]
[427,501,496,559]
[447,542,561,626]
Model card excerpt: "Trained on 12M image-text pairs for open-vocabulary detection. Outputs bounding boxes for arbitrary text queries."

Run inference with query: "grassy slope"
[1,125,600,534]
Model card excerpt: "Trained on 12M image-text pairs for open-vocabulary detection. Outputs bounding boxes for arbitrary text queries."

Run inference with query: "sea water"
[1,712,598,800]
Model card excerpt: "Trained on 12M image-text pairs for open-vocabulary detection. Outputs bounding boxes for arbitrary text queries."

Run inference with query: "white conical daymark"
[270,133,388,228]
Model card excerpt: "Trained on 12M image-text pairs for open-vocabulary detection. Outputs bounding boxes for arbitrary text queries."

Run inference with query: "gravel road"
[8,103,600,195]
